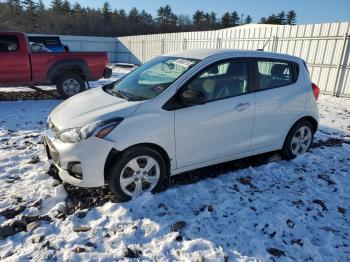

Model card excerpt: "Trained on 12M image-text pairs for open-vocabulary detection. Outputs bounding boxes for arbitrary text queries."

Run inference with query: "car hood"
[49,87,140,130]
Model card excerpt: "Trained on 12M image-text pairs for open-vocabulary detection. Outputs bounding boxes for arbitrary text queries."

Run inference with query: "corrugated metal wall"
[117,22,350,97]
[28,33,119,62]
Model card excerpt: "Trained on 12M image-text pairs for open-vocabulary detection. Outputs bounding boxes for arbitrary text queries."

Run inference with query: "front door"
[174,59,256,168]
[0,34,31,84]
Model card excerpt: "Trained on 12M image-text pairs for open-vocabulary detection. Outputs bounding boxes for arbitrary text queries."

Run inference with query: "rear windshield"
[28,36,62,47]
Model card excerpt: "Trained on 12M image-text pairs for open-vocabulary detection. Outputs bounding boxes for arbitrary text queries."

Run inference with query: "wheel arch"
[46,59,93,83]
[104,143,171,184]
[282,115,318,147]
[292,116,318,133]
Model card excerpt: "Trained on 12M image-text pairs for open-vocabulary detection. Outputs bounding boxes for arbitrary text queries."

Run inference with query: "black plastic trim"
[46,59,93,82]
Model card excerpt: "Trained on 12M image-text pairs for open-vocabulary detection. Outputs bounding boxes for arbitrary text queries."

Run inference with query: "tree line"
[0,0,297,36]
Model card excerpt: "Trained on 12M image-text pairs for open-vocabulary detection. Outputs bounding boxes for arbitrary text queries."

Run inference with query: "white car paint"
[45,49,319,188]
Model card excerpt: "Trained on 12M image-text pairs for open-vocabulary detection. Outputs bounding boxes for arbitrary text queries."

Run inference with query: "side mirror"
[179,88,206,106]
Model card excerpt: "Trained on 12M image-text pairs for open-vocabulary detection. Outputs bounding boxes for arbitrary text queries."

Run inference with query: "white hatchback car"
[45,49,320,201]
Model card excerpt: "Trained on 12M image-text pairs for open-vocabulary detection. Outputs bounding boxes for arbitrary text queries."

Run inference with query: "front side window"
[257,60,294,90]
[0,35,19,52]
[182,60,249,103]
[106,56,199,100]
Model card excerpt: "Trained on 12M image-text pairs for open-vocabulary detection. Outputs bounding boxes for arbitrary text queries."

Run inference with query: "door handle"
[234,103,250,111]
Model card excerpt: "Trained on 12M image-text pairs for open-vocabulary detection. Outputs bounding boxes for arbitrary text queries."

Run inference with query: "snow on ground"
[0,92,349,261]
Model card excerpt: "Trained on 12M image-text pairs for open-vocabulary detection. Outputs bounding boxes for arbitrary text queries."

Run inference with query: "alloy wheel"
[291,126,312,155]
[119,156,160,197]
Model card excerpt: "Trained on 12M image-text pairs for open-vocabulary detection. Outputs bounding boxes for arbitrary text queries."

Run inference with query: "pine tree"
[6,0,24,30]
[209,12,217,28]
[156,5,177,32]
[0,1,259,36]
[22,0,39,32]
[102,2,111,19]
[286,10,297,25]
[244,15,252,24]
[61,0,71,13]
[231,11,240,26]
[102,2,111,35]
[221,12,233,28]
[51,0,63,13]
[193,10,205,29]
[277,11,286,25]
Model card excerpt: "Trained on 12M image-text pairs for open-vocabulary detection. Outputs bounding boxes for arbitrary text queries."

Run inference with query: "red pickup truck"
[0,32,112,98]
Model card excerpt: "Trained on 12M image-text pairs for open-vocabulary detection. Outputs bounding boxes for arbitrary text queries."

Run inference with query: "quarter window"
[183,60,249,103]
[0,35,19,52]
[257,61,294,90]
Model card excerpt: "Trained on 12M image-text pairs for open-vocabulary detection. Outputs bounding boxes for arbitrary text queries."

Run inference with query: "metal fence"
[28,33,119,62]
[117,22,350,97]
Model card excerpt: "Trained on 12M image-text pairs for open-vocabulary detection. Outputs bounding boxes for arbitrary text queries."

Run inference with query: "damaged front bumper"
[43,130,114,188]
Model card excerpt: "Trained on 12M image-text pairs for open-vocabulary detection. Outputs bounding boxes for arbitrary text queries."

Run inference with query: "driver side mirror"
[178,87,206,106]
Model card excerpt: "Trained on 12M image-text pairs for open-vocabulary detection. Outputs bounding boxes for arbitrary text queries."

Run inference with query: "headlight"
[58,118,123,143]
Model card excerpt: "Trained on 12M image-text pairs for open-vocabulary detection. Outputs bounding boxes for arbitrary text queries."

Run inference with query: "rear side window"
[0,35,19,52]
[257,60,295,90]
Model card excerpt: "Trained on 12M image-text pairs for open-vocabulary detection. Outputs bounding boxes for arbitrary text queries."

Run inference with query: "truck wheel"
[56,73,86,99]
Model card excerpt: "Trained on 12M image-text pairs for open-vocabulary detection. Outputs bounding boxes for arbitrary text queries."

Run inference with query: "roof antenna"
[257,37,271,51]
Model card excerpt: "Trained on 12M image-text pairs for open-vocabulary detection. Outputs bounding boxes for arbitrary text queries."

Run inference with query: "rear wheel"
[56,73,86,99]
[281,120,314,160]
[107,146,168,202]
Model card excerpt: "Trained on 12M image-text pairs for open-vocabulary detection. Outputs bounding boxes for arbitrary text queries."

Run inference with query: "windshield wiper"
[105,86,146,101]
[108,89,132,101]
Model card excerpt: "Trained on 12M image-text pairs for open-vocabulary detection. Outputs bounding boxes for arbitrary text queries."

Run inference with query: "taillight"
[312,83,320,100]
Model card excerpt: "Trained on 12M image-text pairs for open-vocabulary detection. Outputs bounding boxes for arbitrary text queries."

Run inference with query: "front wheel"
[107,146,168,202]
[56,73,86,99]
[281,120,314,160]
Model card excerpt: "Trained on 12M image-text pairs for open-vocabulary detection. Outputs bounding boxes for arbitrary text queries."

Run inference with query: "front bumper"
[44,131,114,187]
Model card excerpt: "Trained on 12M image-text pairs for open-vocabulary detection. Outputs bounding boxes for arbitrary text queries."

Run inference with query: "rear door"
[0,34,31,84]
[251,59,306,151]
[174,59,256,168]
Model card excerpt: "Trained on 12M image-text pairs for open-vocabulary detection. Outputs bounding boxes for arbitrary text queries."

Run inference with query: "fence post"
[272,35,278,52]
[141,40,145,63]
[216,37,222,49]
[333,33,350,97]
[182,38,187,50]
[161,39,165,54]
[128,39,131,63]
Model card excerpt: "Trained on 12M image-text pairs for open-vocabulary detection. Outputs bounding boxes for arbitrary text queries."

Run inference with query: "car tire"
[107,146,168,202]
[56,73,86,99]
[281,120,315,160]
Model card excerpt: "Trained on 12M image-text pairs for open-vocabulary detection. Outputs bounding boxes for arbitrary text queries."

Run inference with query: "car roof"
[165,49,302,63]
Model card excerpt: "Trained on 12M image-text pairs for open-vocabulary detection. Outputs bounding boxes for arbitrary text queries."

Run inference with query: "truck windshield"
[105,56,199,101]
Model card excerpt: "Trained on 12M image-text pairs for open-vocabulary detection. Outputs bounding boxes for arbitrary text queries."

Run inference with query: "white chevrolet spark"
[45,49,320,201]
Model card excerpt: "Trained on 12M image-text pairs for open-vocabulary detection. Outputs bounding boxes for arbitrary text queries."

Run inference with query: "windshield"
[105,56,199,101]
